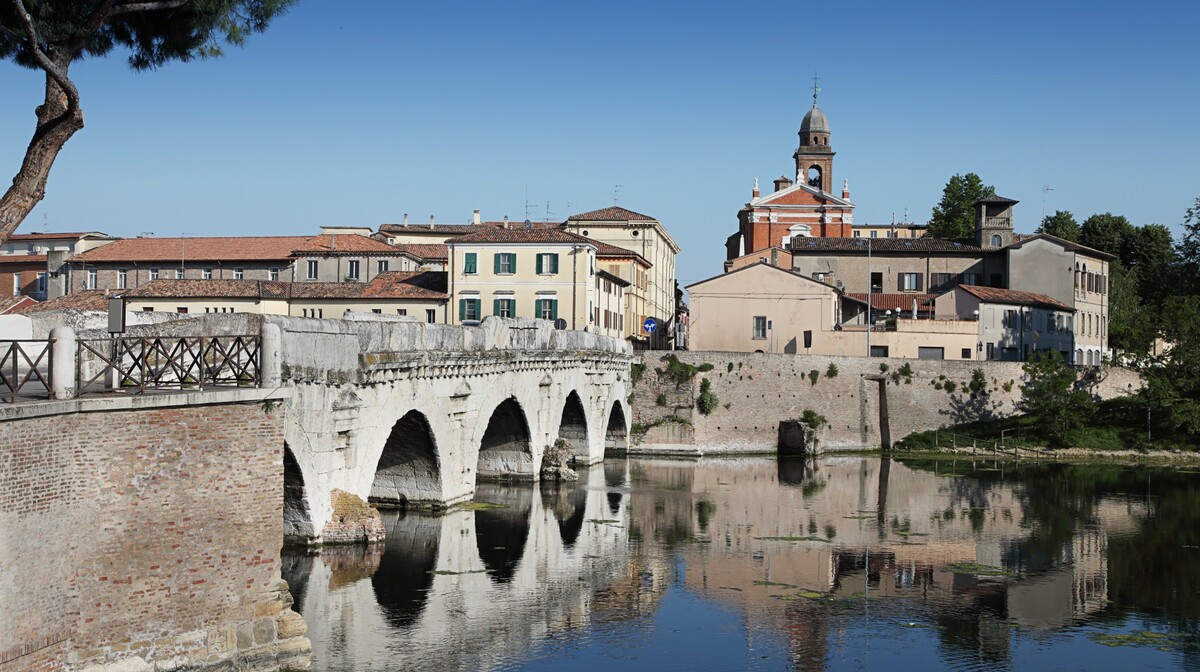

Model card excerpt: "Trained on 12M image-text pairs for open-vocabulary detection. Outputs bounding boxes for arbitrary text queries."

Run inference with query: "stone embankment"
[629,351,1140,454]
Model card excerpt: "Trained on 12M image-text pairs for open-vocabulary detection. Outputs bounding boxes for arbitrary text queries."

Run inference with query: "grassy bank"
[897,396,1198,453]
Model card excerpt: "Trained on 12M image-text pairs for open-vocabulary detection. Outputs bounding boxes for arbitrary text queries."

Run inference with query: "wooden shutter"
[459,298,466,320]
[493,298,501,316]
[897,272,905,291]
[550,253,559,273]
[509,253,516,274]
[493,253,501,274]
[550,299,558,321]
[465,252,476,274]
[536,254,544,274]
[916,274,924,291]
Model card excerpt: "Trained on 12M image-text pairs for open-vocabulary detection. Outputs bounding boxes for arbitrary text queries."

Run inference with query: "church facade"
[726,92,856,261]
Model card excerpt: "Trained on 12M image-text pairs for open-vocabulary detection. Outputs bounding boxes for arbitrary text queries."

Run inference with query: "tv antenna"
[544,201,555,223]
[613,184,623,205]
[524,186,535,221]
[1041,185,1054,220]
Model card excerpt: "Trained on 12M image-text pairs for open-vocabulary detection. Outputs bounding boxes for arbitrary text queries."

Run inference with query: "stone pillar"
[50,325,76,399]
[261,321,282,387]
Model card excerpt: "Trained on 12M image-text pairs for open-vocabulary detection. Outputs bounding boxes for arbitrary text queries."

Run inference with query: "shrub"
[696,378,719,415]
[655,392,667,407]
[967,369,988,396]
[879,363,890,373]
[825,363,839,378]
[943,381,958,394]
[801,409,827,430]
[631,362,646,384]
[808,369,820,386]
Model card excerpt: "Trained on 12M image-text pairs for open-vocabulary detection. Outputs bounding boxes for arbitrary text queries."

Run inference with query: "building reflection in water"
[284,456,1199,672]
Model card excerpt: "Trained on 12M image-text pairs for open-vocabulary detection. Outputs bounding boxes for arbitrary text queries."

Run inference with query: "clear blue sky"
[2,0,1197,285]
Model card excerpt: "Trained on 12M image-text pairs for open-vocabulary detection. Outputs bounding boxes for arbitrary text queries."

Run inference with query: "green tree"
[1127,224,1177,305]
[1142,295,1200,438]
[1106,263,1155,357]
[1018,351,1092,447]
[1036,210,1080,241]
[1177,197,1200,294]
[0,0,294,243]
[927,173,995,242]
[1079,213,1136,264]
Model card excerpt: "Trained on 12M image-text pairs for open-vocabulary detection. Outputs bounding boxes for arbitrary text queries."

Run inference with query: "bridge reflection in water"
[284,456,1200,672]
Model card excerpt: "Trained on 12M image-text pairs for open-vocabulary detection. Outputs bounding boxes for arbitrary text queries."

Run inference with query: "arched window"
[807,165,822,188]
[991,234,1002,247]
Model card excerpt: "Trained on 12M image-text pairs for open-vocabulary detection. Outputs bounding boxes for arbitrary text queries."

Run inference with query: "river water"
[281,456,1200,671]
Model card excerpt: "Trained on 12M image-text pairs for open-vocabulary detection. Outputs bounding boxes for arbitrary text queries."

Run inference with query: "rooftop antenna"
[613,184,623,205]
[524,185,535,221]
[42,212,48,233]
[544,201,555,223]
[1041,185,1055,221]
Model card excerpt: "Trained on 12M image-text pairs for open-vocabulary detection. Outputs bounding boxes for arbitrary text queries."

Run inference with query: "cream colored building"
[564,207,680,348]
[446,227,606,334]
[851,221,927,239]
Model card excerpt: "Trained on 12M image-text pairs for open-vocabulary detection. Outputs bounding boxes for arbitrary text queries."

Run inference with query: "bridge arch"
[282,443,316,545]
[370,410,443,509]
[477,396,535,482]
[557,390,592,462]
[604,399,630,456]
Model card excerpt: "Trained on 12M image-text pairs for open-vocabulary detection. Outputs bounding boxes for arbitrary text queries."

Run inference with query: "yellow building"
[447,226,624,338]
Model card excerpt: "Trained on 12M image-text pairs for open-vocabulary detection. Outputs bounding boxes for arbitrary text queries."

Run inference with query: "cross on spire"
[811,71,821,107]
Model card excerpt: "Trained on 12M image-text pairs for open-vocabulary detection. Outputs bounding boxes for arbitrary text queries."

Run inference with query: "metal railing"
[77,335,261,395]
[0,340,52,402]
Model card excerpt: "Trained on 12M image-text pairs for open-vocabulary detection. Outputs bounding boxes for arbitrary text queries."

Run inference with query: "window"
[307,260,318,280]
[853,231,861,238]
[752,316,767,340]
[493,298,515,318]
[459,297,481,321]
[177,307,188,314]
[962,272,980,286]
[203,268,213,280]
[536,253,560,275]
[494,252,515,274]
[234,268,244,280]
[869,272,883,294]
[899,272,922,291]
[396,309,407,316]
[813,272,827,282]
[870,345,890,357]
[86,269,97,289]
[143,307,153,312]
[870,230,878,238]
[991,234,1003,247]
[35,272,46,294]
[12,273,20,296]
[917,346,945,360]
[463,252,477,274]
[347,260,360,280]
[269,267,279,281]
[149,268,159,280]
[962,348,972,359]
[536,298,557,321]
[426,309,436,324]
[175,268,185,279]
[117,269,128,290]
[986,342,995,359]
[931,273,953,291]
[377,260,389,273]
[1004,309,1018,328]
[371,309,382,314]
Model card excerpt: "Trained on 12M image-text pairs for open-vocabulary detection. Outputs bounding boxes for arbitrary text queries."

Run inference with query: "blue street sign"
[643,317,657,334]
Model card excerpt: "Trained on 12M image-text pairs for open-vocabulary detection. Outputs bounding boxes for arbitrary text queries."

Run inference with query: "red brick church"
[726,89,856,261]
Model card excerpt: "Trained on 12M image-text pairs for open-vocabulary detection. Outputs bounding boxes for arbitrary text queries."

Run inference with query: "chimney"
[842,179,850,200]
[752,177,759,199]
[774,175,793,192]
[429,215,435,229]
[402,213,408,226]
[503,216,509,229]
[472,209,481,225]
[329,233,335,251]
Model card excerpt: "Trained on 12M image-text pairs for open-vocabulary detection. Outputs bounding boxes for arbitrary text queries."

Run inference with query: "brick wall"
[632,351,1140,451]
[0,397,310,672]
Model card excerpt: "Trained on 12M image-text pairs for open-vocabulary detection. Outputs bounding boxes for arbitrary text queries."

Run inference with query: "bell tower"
[793,76,835,194]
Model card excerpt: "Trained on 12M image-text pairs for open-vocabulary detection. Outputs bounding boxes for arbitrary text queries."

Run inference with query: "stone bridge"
[269,315,634,546]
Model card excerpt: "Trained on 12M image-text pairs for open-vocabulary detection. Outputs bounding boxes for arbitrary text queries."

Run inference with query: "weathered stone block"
[275,610,308,640]
[253,617,277,646]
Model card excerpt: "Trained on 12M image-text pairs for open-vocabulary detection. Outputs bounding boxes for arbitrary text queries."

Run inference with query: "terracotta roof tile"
[956,285,1073,311]
[291,234,400,255]
[361,271,447,299]
[567,206,657,222]
[0,254,48,265]
[117,274,449,302]
[588,239,651,266]
[123,279,290,299]
[9,231,110,241]
[791,237,983,253]
[379,220,561,235]
[449,227,595,245]
[391,243,448,262]
[0,296,38,314]
[846,293,935,313]
[71,236,312,263]
[18,291,111,313]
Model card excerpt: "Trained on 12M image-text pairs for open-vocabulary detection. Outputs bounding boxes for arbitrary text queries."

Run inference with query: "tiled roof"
[567,206,657,222]
[291,234,400,255]
[957,285,1073,311]
[589,240,651,265]
[0,254,48,265]
[449,227,595,245]
[379,220,561,235]
[291,272,447,301]
[846,293,935,312]
[391,243,448,262]
[18,291,111,313]
[791,237,983,253]
[123,279,290,299]
[9,231,110,241]
[70,236,312,263]
[1005,233,1117,260]
[0,295,38,314]
[976,195,1019,205]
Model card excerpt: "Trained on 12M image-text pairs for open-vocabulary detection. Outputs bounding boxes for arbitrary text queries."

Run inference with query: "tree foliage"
[1141,295,1200,438]
[1127,223,1178,305]
[0,0,294,242]
[1036,210,1080,241]
[1178,197,1200,294]
[927,173,994,242]
[1079,213,1136,262]
[1018,351,1091,447]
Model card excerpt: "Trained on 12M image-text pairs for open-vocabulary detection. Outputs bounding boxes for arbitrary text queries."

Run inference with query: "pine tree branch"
[9,0,79,109]
[110,0,190,16]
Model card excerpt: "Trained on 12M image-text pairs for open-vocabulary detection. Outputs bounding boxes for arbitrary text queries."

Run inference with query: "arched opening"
[477,397,534,482]
[558,390,590,461]
[604,460,628,516]
[807,165,822,188]
[370,410,442,509]
[372,511,439,627]
[541,483,588,549]
[283,444,315,546]
[605,400,628,456]
[991,234,1003,247]
[473,483,533,584]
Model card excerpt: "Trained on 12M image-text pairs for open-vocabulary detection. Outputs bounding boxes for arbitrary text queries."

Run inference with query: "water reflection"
[283,456,1200,672]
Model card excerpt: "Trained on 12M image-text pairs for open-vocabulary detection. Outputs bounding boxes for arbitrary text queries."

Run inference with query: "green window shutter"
[493,298,501,316]
[550,299,558,321]
[534,298,542,318]
[550,253,559,274]
[508,253,516,274]
[459,298,466,320]
[536,254,544,275]
[465,252,476,274]
[493,253,501,274]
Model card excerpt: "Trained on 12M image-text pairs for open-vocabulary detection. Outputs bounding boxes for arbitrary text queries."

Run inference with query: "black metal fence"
[0,340,52,402]
[77,335,261,395]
